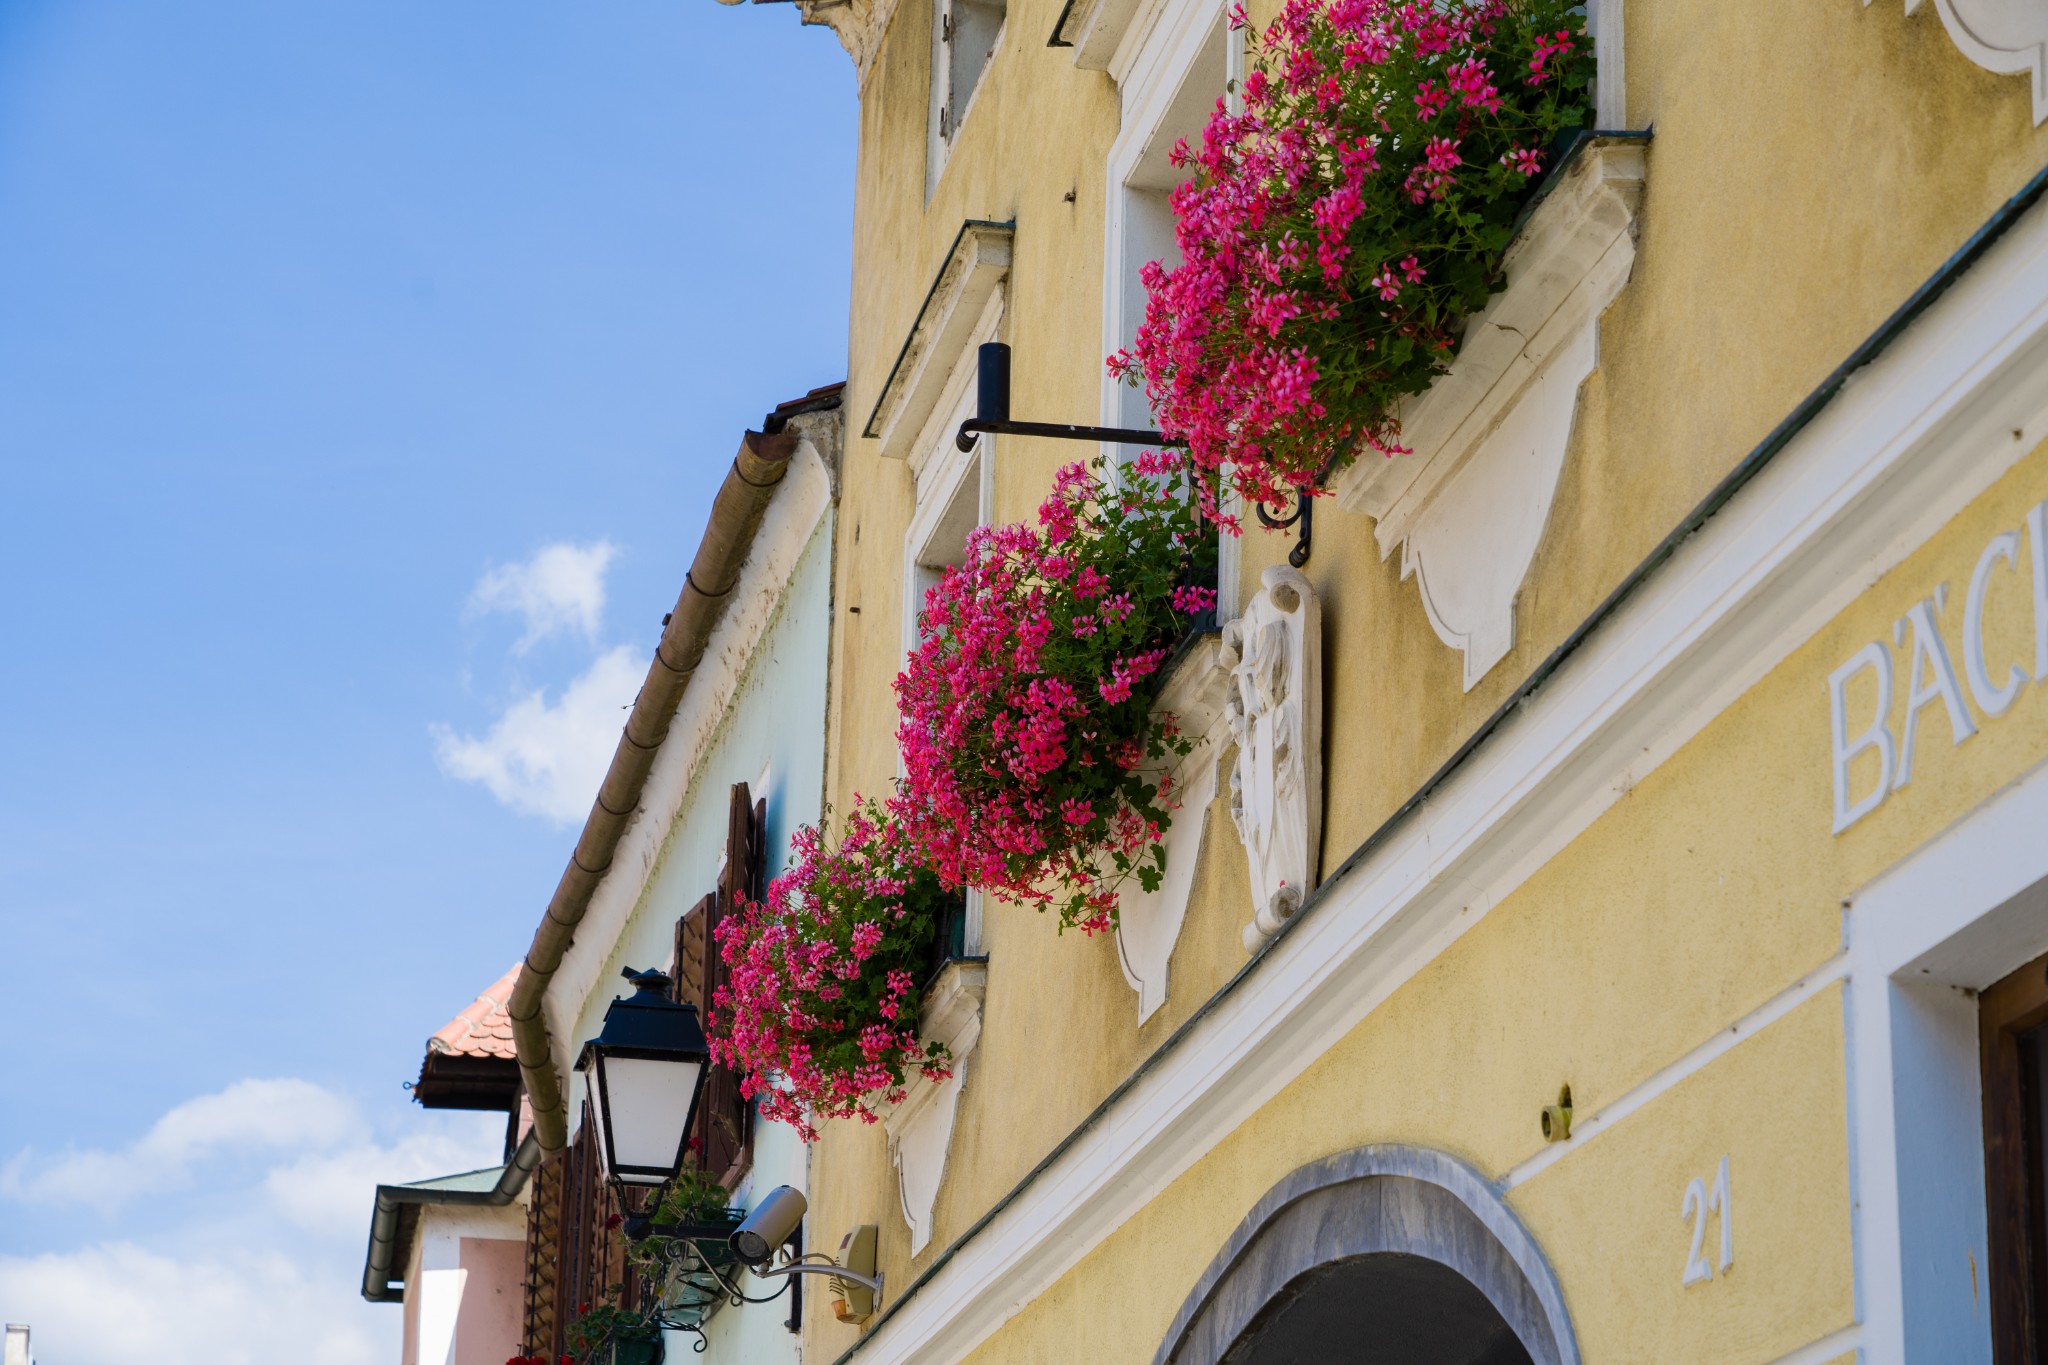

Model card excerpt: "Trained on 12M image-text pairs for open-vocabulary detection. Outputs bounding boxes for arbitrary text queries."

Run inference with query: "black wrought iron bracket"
[953,343,1186,453]
[951,341,1319,564]
[955,415,1184,451]
[594,1217,792,1354]
[1255,494,1315,570]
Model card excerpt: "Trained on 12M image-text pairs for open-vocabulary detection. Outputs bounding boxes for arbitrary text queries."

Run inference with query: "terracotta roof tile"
[427,964,521,1060]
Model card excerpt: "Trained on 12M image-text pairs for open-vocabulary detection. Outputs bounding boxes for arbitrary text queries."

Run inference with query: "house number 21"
[1680,1156,1733,1287]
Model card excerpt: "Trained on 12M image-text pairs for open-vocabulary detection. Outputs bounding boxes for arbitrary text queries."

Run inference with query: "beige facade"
[747,0,2048,1359]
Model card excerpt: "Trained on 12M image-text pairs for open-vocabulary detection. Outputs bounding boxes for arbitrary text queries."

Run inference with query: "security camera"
[730,1185,807,1266]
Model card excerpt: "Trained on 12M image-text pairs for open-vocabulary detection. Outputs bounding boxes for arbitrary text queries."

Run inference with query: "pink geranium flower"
[890,456,1215,932]
[1107,0,1594,515]
[709,802,954,1140]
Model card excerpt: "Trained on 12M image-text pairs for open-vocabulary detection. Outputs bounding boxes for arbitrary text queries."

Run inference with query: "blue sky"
[0,1,853,1359]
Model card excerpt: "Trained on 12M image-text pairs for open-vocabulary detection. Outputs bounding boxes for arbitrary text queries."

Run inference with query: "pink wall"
[454,1237,524,1365]
[402,1236,422,1365]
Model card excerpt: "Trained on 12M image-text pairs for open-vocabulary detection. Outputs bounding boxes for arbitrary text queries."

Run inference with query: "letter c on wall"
[1965,529,2028,718]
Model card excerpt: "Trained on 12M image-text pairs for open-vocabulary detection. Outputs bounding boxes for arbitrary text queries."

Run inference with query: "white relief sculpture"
[882,960,985,1254]
[1890,0,2048,125]
[1224,565,1323,951]
[1332,139,1644,691]
[1116,637,1232,1023]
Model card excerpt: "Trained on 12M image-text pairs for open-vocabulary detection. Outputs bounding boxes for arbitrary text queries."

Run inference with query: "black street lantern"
[576,967,711,1188]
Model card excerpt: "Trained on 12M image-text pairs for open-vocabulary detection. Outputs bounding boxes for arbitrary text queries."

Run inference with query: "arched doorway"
[1155,1146,1577,1365]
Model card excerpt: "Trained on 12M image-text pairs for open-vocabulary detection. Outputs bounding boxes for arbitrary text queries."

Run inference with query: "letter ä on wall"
[1828,499,2048,834]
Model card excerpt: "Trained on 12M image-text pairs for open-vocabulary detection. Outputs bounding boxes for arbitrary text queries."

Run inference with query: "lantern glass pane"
[599,1054,702,1182]
[586,1065,612,1173]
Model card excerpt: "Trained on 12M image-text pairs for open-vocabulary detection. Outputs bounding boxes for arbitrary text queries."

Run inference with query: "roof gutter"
[508,429,799,1152]
[360,1128,544,1303]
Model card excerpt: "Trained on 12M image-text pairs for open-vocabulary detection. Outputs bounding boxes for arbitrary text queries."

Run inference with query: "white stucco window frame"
[880,292,1004,1257]
[1844,756,2048,1365]
[1098,0,1247,615]
[899,290,1002,961]
[1329,134,1645,690]
[883,959,988,1254]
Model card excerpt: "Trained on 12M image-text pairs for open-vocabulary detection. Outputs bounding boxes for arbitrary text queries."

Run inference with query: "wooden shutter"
[688,782,763,1187]
[671,894,714,1008]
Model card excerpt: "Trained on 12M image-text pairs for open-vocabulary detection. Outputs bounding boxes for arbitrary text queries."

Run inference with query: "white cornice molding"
[834,156,2048,1365]
[1884,0,2048,124]
[1332,138,1644,690]
[539,443,836,1111]
[1062,0,1151,73]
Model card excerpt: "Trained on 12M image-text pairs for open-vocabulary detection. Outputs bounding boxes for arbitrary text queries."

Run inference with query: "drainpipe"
[360,1129,545,1303]
[507,429,798,1151]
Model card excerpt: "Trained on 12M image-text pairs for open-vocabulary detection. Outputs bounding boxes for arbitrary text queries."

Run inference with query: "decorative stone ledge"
[1331,135,1646,690]
[883,958,987,1254]
[1050,0,1146,72]
[864,220,1013,462]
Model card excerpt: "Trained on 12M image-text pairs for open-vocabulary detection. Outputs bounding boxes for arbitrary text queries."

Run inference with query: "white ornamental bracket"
[1116,635,1233,1023]
[1224,565,1324,951]
[881,960,985,1255]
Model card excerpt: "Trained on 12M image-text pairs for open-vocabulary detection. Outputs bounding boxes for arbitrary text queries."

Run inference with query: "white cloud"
[0,1082,504,1365]
[0,1243,384,1365]
[468,540,617,652]
[2,1079,362,1210]
[264,1127,499,1240]
[432,643,642,825]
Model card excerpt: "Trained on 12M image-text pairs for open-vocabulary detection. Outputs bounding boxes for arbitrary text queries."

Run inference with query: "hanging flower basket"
[890,454,1219,934]
[1109,0,1597,524]
[710,803,958,1141]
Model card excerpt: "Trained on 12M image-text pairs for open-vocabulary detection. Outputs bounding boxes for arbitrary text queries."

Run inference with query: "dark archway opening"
[1223,1252,1535,1365]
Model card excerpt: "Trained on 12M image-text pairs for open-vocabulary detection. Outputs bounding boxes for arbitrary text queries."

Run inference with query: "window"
[1982,949,2048,1361]
[903,430,987,653]
[1102,0,1244,611]
[901,340,995,956]
[1106,12,1235,434]
[928,0,1006,188]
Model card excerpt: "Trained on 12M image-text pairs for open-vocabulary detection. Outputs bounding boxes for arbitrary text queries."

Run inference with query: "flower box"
[1331,133,1646,689]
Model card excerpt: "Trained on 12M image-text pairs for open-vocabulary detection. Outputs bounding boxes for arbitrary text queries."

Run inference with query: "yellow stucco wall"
[816,435,2048,1363]
[797,0,2048,1352]
[948,989,1852,1365]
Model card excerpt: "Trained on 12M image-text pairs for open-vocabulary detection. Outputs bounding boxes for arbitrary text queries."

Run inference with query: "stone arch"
[1154,1145,1578,1365]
